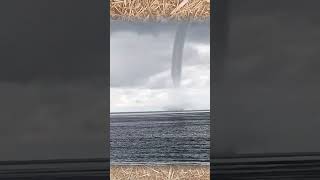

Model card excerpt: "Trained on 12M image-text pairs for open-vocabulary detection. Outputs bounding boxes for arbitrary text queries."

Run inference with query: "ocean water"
[110,110,210,164]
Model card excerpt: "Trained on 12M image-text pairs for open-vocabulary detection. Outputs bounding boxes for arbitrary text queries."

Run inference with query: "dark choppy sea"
[110,110,210,165]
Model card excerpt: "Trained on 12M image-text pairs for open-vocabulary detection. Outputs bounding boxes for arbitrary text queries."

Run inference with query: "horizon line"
[110,109,210,115]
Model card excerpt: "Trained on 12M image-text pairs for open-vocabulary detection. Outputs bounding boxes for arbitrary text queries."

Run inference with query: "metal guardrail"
[212,153,320,179]
[0,158,109,179]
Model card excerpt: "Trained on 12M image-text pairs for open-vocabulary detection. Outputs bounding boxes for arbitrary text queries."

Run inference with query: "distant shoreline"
[111,109,210,115]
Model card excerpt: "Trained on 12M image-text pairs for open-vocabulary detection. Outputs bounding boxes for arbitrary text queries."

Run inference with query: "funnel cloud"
[171,21,189,88]
[110,21,210,112]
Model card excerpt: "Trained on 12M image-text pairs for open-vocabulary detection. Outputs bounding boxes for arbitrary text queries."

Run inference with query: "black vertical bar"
[105,0,110,178]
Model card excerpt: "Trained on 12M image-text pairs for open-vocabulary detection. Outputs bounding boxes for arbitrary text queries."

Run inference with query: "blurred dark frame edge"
[211,0,229,179]
[0,0,110,179]
[211,0,320,179]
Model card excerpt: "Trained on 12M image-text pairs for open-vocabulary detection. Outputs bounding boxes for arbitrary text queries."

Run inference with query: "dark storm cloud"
[110,21,210,112]
[214,0,320,155]
[111,20,210,44]
[0,0,106,161]
[110,21,210,87]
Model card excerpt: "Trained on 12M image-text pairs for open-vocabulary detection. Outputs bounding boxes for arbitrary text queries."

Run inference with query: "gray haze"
[214,0,320,155]
[0,0,107,161]
[111,21,210,112]
[110,20,210,44]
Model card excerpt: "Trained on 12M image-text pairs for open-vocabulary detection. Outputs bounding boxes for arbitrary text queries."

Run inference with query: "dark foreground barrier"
[213,153,320,179]
[0,158,109,179]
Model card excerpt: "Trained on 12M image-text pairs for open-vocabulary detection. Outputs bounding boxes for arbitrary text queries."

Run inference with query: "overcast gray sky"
[111,21,210,112]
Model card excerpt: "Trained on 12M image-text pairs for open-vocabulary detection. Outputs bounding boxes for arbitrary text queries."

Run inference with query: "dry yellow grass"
[110,0,210,21]
[110,165,209,180]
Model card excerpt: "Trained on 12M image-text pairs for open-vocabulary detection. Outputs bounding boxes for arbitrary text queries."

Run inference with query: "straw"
[110,0,210,22]
[110,165,210,180]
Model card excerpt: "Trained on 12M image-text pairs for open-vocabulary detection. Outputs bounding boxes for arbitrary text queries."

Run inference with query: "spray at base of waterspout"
[164,87,187,111]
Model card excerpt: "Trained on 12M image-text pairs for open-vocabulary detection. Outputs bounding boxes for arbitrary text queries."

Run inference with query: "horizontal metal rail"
[0,158,109,179]
[212,153,320,179]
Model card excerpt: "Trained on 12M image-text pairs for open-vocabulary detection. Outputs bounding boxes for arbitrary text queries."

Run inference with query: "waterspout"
[171,21,189,88]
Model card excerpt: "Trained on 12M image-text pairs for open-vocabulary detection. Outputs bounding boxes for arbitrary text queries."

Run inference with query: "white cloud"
[110,87,209,112]
[110,62,210,112]
[110,22,210,112]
